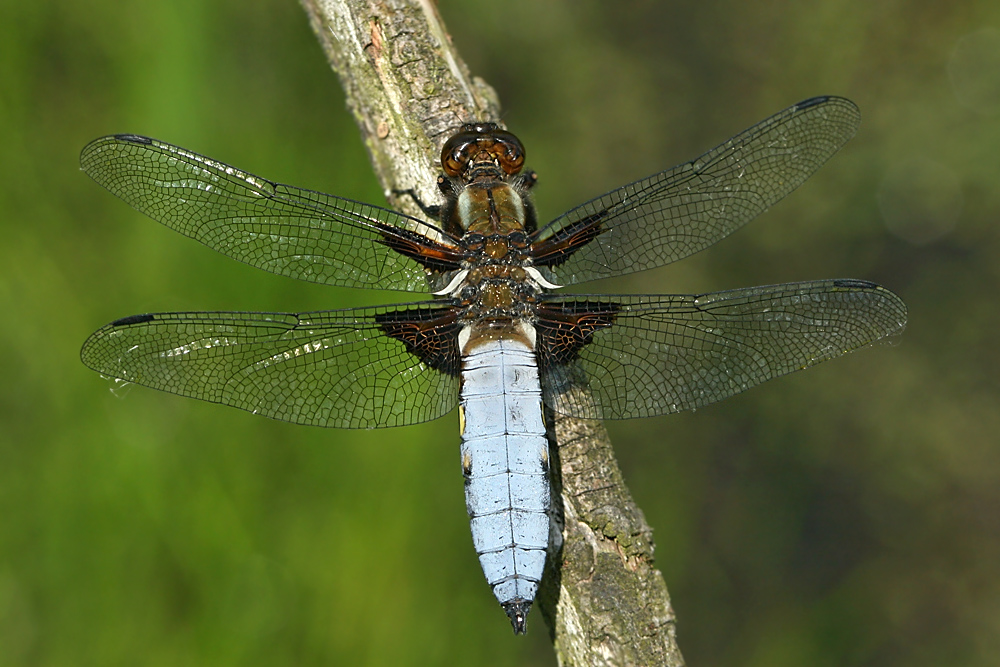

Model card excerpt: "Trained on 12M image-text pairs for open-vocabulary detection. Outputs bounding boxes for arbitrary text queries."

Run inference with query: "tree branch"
[299,0,500,217]
[298,1,685,663]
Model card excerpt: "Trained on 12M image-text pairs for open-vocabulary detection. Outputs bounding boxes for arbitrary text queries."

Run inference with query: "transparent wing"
[80,304,461,428]
[538,279,907,420]
[531,97,861,285]
[80,135,463,293]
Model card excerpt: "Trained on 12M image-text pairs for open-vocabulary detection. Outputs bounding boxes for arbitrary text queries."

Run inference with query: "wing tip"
[110,313,156,327]
[795,95,861,121]
[832,278,877,289]
[80,134,154,170]
[796,95,833,109]
[112,133,153,145]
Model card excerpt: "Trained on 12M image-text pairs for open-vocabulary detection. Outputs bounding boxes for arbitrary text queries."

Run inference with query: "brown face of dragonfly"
[441,123,525,181]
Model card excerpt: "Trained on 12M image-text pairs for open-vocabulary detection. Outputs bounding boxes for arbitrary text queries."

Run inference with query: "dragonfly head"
[441,122,525,182]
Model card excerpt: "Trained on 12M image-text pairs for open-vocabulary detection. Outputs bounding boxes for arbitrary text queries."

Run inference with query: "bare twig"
[298,1,685,663]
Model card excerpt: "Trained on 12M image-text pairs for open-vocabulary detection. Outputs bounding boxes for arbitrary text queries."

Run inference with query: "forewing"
[538,280,907,420]
[531,97,861,285]
[80,135,463,292]
[80,304,461,428]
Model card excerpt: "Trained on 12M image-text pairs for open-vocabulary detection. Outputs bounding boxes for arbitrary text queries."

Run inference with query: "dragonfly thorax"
[455,182,528,235]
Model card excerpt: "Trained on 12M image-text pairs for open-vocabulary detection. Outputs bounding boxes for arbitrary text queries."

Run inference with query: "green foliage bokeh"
[1,1,999,665]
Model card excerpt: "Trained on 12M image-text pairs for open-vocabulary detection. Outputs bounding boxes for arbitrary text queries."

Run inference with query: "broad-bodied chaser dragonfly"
[80,96,906,633]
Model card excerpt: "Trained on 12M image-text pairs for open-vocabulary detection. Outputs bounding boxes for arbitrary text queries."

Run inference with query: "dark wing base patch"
[535,300,620,366]
[375,306,462,376]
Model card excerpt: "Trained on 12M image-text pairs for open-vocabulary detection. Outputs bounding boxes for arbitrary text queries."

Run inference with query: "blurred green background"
[1,0,998,665]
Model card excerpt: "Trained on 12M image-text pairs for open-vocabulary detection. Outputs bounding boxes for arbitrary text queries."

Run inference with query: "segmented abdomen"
[460,336,549,632]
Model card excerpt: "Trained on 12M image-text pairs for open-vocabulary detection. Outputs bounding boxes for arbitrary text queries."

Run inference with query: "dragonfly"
[80,96,907,634]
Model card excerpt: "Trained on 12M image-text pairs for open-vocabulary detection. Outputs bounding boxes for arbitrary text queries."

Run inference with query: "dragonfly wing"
[80,135,465,293]
[81,304,462,428]
[537,280,907,420]
[531,97,861,285]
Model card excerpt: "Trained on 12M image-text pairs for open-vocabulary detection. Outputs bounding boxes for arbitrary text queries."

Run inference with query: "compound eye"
[441,131,481,177]
[492,133,525,175]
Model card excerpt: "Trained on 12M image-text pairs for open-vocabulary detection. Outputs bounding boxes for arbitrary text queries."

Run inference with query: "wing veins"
[532,97,862,285]
[539,280,907,419]
[80,135,460,292]
[80,305,461,429]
